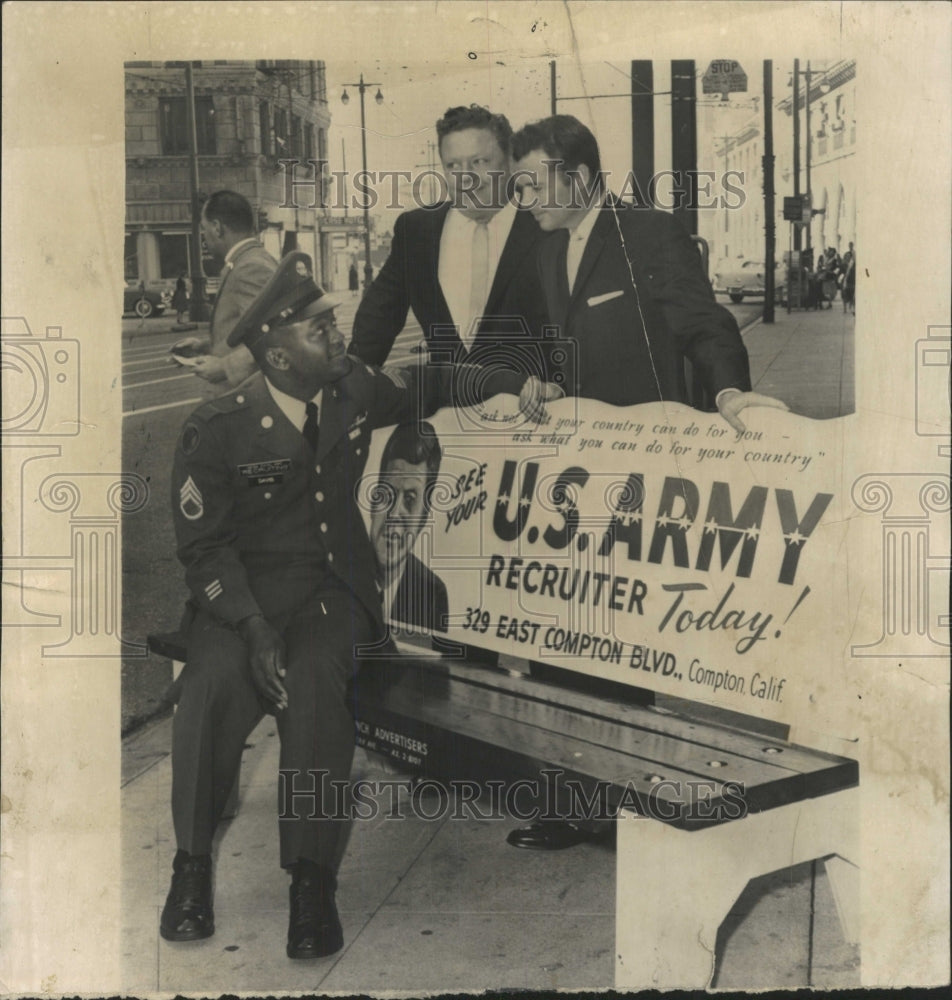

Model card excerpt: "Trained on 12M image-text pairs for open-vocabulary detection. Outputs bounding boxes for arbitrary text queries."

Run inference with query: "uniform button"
[356,448,362,455]
[236,395,245,404]
[264,491,272,500]
[314,464,321,474]
[315,491,324,502]
[320,522,328,533]
[261,415,274,429]
[327,552,334,563]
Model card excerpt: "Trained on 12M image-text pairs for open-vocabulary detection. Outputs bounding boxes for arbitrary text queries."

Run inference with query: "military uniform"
[171,352,526,869]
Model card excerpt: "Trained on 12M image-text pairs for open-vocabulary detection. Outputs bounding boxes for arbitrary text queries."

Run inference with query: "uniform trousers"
[171,583,378,870]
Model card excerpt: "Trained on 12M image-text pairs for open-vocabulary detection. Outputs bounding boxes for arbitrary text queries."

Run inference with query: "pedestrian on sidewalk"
[171,271,190,325]
[348,262,359,296]
[840,250,856,314]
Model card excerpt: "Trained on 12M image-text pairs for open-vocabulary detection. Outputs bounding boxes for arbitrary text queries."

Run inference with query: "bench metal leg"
[615,787,859,989]
[171,657,241,820]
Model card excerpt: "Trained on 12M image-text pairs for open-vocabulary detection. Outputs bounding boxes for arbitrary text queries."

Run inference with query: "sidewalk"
[741,304,855,420]
[122,710,859,993]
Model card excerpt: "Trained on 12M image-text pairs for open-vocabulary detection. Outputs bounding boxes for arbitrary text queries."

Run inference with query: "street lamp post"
[341,73,383,294]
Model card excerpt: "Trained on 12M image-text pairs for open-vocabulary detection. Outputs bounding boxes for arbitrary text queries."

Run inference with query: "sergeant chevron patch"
[179,476,204,520]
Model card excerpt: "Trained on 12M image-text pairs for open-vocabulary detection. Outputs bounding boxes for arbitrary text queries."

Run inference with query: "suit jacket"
[208,240,278,387]
[539,198,750,406]
[172,360,526,632]
[351,204,551,375]
[390,551,448,633]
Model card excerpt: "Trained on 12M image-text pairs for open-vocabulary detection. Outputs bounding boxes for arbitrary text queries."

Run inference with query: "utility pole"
[341,73,383,292]
[184,62,205,324]
[717,133,732,258]
[763,60,776,324]
[550,60,557,115]
[792,59,801,254]
[804,61,813,253]
[670,59,698,234]
[631,60,654,207]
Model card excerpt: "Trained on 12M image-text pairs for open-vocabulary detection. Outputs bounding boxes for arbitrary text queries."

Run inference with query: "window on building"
[304,124,314,162]
[124,233,139,281]
[259,101,271,156]
[273,105,289,154]
[314,62,327,103]
[291,114,304,158]
[159,96,216,155]
[158,233,190,279]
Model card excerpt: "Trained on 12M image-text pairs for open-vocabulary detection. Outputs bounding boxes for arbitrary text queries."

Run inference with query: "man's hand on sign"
[717,388,789,434]
[518,376,565,424]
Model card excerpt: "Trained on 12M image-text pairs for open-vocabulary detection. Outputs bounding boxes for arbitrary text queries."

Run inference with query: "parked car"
[124,282,171,318]
[713,258,787,304]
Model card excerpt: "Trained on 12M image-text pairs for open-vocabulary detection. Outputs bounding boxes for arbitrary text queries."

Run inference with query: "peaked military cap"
[227,251,341,348]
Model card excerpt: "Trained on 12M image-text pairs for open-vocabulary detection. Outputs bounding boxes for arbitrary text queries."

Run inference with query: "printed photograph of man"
[369,421,448,635]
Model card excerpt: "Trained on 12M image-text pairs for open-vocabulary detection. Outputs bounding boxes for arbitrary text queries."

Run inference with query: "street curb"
[741,314,764,338]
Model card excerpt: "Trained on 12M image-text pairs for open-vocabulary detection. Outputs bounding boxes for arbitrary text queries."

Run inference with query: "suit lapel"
[568,208,614,310]
[314,382,354,463]
[483,209,538,314]
[422,205,453,331]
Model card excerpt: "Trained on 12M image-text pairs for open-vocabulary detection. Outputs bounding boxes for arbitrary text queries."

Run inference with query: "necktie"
[465,220,490,350]
[303,401,320,453]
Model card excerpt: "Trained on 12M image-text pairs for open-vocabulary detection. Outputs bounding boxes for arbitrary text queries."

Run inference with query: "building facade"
[124,60,336,297]
[706,59,856,271]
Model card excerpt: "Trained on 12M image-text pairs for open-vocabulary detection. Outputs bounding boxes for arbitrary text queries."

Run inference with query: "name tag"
[238,459,291,487]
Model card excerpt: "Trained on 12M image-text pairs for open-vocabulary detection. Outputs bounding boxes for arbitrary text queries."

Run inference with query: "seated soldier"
[161,251,561,959]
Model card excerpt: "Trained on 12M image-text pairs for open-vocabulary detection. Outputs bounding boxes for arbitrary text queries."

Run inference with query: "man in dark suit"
[350,105,552,381]
[370,422,448,635]
[501,117,788,852]
[175,189,278,389]
[160,252,557,958]
[511,115,787,432]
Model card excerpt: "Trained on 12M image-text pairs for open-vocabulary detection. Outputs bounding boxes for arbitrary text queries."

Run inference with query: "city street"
[121,296,852,731]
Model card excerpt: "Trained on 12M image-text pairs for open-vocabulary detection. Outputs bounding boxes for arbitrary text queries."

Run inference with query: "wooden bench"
[146,628,859,988]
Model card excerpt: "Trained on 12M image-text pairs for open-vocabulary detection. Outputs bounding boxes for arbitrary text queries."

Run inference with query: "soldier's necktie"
[303,401,320,453]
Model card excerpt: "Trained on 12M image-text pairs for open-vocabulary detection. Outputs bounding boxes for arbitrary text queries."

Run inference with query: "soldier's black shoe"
[160,850,214,941]
[286,860,343,959]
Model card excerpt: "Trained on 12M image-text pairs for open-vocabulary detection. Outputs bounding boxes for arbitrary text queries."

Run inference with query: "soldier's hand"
[239,614,288,711]
[191,354,229,384]
[518,376,565,425]
[717,389,789,434]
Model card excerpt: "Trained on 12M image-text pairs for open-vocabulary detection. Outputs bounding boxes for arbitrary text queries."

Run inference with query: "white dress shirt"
[265,379,323,436]
[223,236,258,271]
[566,199,604,293]
[438,201,517,352]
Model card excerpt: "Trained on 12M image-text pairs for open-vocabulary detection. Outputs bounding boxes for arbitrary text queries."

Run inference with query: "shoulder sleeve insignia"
[381,366,408,390]
[179,476,204,520]
[181,422,201,456]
